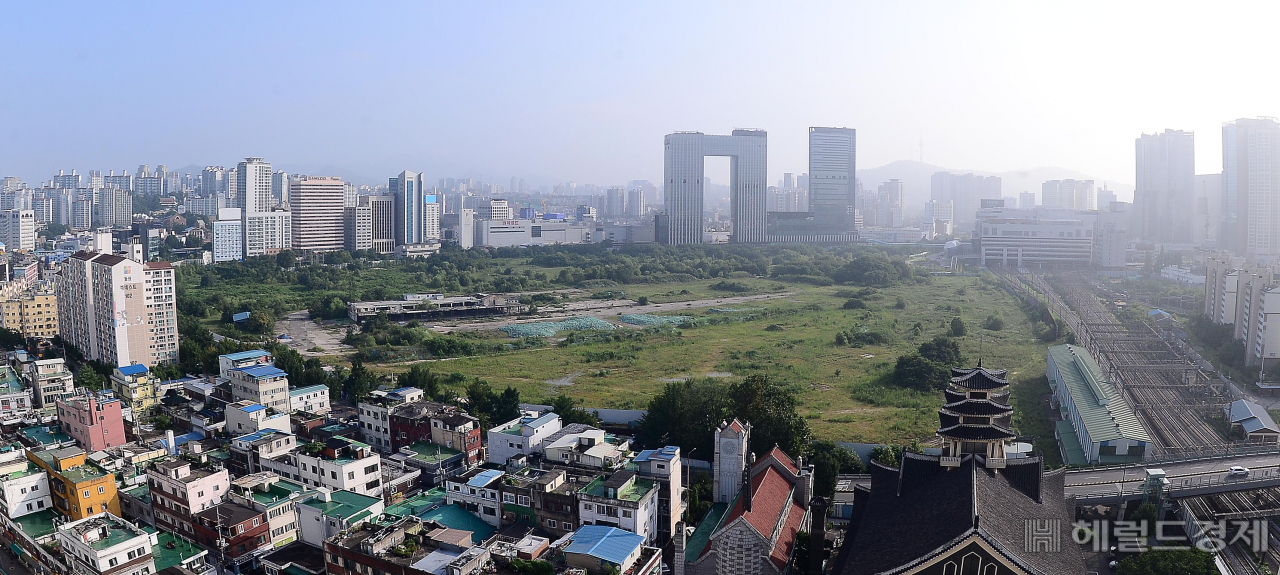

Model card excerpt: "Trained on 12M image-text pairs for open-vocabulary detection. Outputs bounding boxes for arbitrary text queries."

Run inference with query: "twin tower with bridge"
[660,127,859,245]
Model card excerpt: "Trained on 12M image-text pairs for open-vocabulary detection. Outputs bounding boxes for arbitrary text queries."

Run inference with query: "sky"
[4,2,1280,197]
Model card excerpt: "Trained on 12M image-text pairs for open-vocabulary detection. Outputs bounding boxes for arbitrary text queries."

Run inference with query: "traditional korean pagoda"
[834,363,1085,575]
[938,365,1016,468]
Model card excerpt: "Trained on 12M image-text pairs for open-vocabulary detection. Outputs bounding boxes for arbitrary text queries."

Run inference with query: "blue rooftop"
[222,350,272,361]
[118,364,149,376]
[466,469,503,488]
[289,385,329,396]
[564,526,644,566]
[390,387,419,395]
[235,429,292,443]
[239,404,266,413]
[233,365,287,379]
[232,312,251,322]
[635,446,679,463]
[525,413,558,429]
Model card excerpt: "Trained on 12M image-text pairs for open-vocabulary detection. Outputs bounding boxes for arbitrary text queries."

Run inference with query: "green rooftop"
[19,426,71,447]
[0,366,22,393]
[1,462,43,481]
[152,532,206,571]
[13,509,58,540]
[685,503,728,562]
[249,479,310,507]
[384,488,446,518]
[420,504,494,544]
[302,490,380,521]
[404,442,461,463]
[1048,345,1151,445]
[123,484,151,504]
[88,522,142,551]
[1055,420,1089,466]
[580,476,656,502]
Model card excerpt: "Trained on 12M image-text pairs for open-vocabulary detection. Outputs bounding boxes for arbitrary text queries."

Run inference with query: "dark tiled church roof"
[836,455,1084,575]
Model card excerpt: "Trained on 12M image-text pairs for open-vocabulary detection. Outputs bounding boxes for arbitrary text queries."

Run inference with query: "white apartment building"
[57,514,156,575]
[344,195,396,254]
[1135,129,1195,244]
[290,177,346,252]
[487,412,562,465]
[423,201,441,240]
[1223,118,1280,260]
[260,437,383,497]
[57,252,177,368]
[213,207,243,262]
[238,157,274,214]
[218,349,274,380]
[244,210,292,258]
[288,385,330,415]
[358,387,423,452]
[0,209,36,251]
[229,365,290,410]
[577,470,660,544]
[0,459,51,518]
[1252,286,1280,367]
[27,358,74,408]
[444,468,504,527]
[226,401,291,436]
[1041,180,1095,210]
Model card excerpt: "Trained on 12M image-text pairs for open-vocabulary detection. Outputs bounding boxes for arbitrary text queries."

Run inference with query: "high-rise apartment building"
[627,189,646,218]
[1018,191,1037,209]
[0,284,58,340]
[808,127,857,231]
[605,187,627,218]
[345,195,395,254]
[213,208,244,262]
[1096,188,1118,212]
[1223,118,1280,261]
[200,166,226,195]
[1041,179,1095,210]
[57,252,177,368]
[423,200,441,240]
[237,157,274,214]
[390,170,426,245]
[289,176,346,252]
[271,170,289,205]
[478,199,512,221]
[243,211,291,257]
[51,170,80,189]
[1135,129,1195,244]
[930,172,1002,227]
[0,210,35,251]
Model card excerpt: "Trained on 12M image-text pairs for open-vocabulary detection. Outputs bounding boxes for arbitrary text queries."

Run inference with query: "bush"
[894,296,906,309]
[892,353,950,391]
[637,296,649,305]
[842,298,867,310]
[949,317,967,337]
[982,314,1004,331]
[710,280,752,293]
[917,336,962,366]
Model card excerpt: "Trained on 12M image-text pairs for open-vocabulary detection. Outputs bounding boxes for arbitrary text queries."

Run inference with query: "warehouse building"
[1047,344,1152,465]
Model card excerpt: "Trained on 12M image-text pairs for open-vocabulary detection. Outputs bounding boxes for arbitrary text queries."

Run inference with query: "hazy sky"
[3,2,1279,192]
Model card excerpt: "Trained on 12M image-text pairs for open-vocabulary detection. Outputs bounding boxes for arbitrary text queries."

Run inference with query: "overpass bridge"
[1065,451,1280,504]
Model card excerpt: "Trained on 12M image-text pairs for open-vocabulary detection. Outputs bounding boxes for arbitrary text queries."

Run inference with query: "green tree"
[637,296,649,306]
[344,358,377,401]
[75,367,107,391]
[729,374,810,457]
[547,393,601,426]
[0,326,24,350]
[398,364,443,400]
[276,250,296,269]
[892,353,950,391]
[949,317,967,337]
[917,336,962,366]
[809,441,865,499]
[982,314,1005,331]
[637,378,731,458]
[246,310,275,335]
[185,234,204,248]
[1116,549,1216,575]
[1130,502,1158,527]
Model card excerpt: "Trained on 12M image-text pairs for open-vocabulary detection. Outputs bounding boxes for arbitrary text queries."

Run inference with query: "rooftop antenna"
[977,333,984,368]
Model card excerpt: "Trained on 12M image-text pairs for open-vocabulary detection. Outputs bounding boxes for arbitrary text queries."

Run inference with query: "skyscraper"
[58,253,178,368]
[808,127,856,231]
[627,189,646,218]
[237,157,273,213]
[605,187,626,218]
[290,176,346,252]
[1223,118,1280,261]
[1040,179,1094,210]
[662,130,768,244]
[200,166,226,195]
[271,170,289,205]
[389,170,425,245]
[1135,129,1195,243]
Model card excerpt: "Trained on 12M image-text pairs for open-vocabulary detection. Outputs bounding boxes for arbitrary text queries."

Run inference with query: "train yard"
[997,270,1230,458]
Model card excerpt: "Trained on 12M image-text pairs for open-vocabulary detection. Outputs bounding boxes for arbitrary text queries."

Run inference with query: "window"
[563,522,572,530]
[348,471,355,480]
[503,493,515,503]
[98,486,105,494]
[547,519,557,528]
[109,558,118,567]
[253,518,260,527]
[84,490,91,499]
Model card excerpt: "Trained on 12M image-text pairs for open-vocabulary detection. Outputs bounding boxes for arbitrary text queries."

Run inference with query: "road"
[1064,452,1280,498]
[429,292,796,333]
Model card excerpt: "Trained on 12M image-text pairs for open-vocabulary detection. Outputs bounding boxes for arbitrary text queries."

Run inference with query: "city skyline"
[7,3,1280,194]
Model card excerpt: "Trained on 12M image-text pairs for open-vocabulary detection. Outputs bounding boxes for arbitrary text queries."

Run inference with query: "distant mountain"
[856,160,1134,216]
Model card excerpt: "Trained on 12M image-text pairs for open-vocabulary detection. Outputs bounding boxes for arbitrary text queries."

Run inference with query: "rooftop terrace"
[302,490,380,521]
[580,475,655,502]
[152,532,207,571]
[14,508,59,540]
[402,441,461,463]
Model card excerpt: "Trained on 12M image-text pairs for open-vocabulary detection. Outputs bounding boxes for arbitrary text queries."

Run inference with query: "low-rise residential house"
[111,364,159,418]
[229,365,290,411]
[499,467,582,539]
[430,412,483,466]
[229,430,298,476]
[324,516,487,575]
[119,483,153,527]
[28,358,74,409]
[444,468,504,527]
[0,365,34,424]
[262,542,326,575]
[387,441,468,488]
[387,400,445,450]
[57,513,156,575]
[259,436,383,496]
[58,391,127,451]
[380,459,422,503]
[28,446,119,520]
[193,502,270,565]
[577,469,659,544]
[0,459,51,518]
[486,412,562,465]
[229,472,311,549]
[634,446,683,545]
[218,350,274,380]
[541,424,627,470]
[562,525,658,575]
[358,387,424,452]
[287,385,330,415]
[146,458,230,538]
[296,488,384,547]
[226,401,291,436]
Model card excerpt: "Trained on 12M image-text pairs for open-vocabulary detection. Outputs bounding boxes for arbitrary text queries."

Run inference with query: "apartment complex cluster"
[0,343,818,575]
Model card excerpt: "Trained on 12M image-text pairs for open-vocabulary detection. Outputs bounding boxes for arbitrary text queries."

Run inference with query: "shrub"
[892,353,950,391]
[917,336,962,366]
[894,296,907,309]
[949,317,967,337]
[982,314,1005,331]
[710,280,752,293]
[843,298,868,310]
